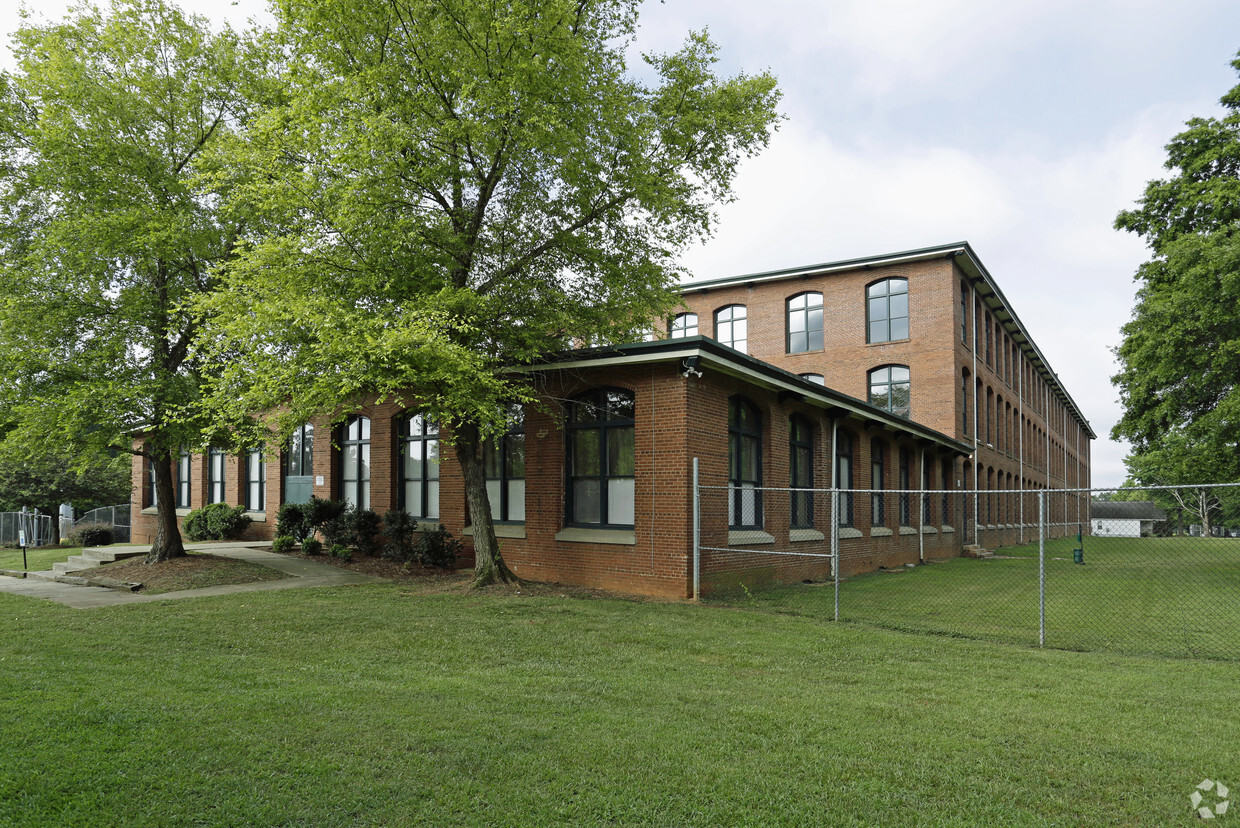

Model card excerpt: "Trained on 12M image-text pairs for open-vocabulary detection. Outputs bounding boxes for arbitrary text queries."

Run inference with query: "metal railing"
[70,503,131,543]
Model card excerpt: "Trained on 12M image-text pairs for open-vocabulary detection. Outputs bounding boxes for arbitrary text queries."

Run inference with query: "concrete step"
[52,547,145,574]
[961,544,995,559]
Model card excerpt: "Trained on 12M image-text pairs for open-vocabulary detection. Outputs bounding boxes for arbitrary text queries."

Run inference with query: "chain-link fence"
[72,503,131,543]
[0,511,54,547]
[696,475,1239,661]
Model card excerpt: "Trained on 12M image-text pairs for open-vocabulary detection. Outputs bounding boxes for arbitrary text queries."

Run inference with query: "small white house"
[1091,501,1166,538]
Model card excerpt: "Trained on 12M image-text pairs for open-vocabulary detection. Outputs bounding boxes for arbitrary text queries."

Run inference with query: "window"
[941,462,952,526]
[484,404,525,522]
[568,389,635,526]
[962,371,970,435]
[246,447,265,512]
[985,313,993,365]
[207,447,225,504]
[670,313,698,338]
[400,413,439,520]
[177,449,191,509]
[836,431,854,527]
[870,439,885,526]
[714,305,747,352]
[799,373,825,385]
[922,457,934,524]
[789,415,813,529]
[283,422,314,505]
[148,459,157,507]
[728,396,762,528]
[340,416,370,510]
[869,365,910,418]
[899,448,911,525]
[786,292,823,353]
[867,278,909,343]
[960,283,969,343]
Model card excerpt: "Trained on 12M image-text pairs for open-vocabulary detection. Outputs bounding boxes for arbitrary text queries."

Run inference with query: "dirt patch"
[76,552,292,595]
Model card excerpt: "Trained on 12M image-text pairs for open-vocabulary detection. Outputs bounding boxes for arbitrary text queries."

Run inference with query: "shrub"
[349,509,384,557]
[302,537,323,556]
[276,502,312,543]
[271,536,295,555]
[415,527,462,569]
[183,503,253,541]
[66,523,115,546]
[381,509,418,563]
[327,544,353,562]
[306,497,349,544]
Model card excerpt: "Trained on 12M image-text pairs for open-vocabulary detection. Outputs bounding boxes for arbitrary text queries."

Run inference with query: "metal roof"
[529,335,973,455]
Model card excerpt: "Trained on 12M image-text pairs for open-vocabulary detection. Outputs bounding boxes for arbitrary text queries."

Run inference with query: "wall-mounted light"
[681,355,703,378]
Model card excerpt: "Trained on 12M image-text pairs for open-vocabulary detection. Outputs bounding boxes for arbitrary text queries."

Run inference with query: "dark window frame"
[484,403,526,523]
[670,312,698,339]
[246,446,265,512]
[714,304,748,352]
[566,388,636,528]
[866,277,909,344]
[789,415,813,529]
[869,364,911,418]
[339,415,371,510]
[786,292,824,353]
[399,413,440,520]
[728,396,763,529]
[836,431,854,527]
[870,438,885,526]
[207,446,225,505]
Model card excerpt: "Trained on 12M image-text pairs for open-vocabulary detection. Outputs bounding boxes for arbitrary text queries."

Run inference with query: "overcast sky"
[5,0,1239,487]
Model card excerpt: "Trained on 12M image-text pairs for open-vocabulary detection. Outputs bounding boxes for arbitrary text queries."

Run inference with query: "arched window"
[867,278,908,343]
[962,370,970,435]
[567,389,635,527]
[246,447,265,512]
[400,413,439,520]
[870,439,885,526]
[799,373,825,385]
[484,404,525,522]
[869,365,911,418]
[670,313,698,338]
[836,431,854,527]
[714,304,747,352]
[728,396,762,528]
[207,446,225,504]
[787,292,824,353]
[789,415,813,529]
[283,423,314,504]
[340,416,371,510]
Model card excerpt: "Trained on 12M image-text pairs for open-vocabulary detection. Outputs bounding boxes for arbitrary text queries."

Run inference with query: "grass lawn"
[1,580,1237,826]
[0,545,89,573]
[727,535,1240,661]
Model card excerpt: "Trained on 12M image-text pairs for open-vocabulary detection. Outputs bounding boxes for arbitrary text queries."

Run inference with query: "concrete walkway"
[0,542,387,609]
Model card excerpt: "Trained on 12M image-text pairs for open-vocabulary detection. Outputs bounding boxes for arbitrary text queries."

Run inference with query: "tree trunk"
[147,447,186,563]
[453,421,518,587]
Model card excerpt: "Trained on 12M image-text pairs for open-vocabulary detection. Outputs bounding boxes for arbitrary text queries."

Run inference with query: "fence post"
[832,488,840,623]
[692,457,700,602]
[1038,489,1046,648]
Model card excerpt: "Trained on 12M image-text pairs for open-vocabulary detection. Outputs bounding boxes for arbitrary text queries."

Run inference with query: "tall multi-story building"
[130,241,1090,597]
[675,241,1094,543]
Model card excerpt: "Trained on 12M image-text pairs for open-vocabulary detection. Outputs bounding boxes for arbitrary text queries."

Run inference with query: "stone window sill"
[790,529,825,542]
[462,524,527,539]
[728,529,775,546]
[555,527,636,545]
[871,526,893,537]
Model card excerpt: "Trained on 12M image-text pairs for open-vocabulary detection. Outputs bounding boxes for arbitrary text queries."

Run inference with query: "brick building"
[130,241,1089,596]
[674,241,1094,545]
[131,337,971,598]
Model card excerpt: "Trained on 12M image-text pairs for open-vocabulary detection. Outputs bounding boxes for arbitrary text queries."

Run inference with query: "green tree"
[0,436,130,545]
[0,0,265,561]
[1113,52,1240,494]
[195,0,782,585]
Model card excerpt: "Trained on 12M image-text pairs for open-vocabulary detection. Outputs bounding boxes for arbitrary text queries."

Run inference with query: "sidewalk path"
[0,542,387,609]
